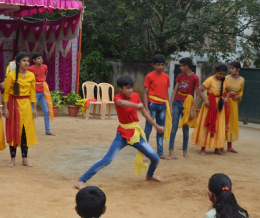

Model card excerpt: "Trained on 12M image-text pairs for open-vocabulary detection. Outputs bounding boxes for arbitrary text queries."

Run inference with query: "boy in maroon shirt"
[75,76,164,190]
[28,52,55,136]
[169,57,200,159]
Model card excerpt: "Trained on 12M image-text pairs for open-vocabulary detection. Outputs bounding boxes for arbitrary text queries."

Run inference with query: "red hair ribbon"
[222,186,230,192]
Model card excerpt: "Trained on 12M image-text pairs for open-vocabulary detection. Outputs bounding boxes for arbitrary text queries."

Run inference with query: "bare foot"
[169,151,177,159]
[146,175,163,182]
[143,156,149,162]
[227,147,238,153]
[46,131,56,136]
[183,151,190,158]
[7,160,15,168]
[214,150,225,155]
[159,155,171,160]
[74,180,86,190]
[220,148,226,153]
[200,150,206,156]
[22,160,34,167]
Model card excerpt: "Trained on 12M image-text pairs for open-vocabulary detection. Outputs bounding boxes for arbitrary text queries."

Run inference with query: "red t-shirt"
[114,92,141,141]
[144,71,170,104]
[27,64,48,93]
[175,72,200,101]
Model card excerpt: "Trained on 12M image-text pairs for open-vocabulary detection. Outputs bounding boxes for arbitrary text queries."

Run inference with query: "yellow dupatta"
[119,122,148,176]
[148,95,172,141]
[178,92,197,128]
[37,82,54,120]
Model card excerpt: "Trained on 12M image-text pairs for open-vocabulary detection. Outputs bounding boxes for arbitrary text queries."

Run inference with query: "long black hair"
[13,52,30,95]
[216,64,227,112]
[209,173,248,218]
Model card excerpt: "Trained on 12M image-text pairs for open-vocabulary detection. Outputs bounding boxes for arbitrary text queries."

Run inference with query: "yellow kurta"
[0,117,5,150]
[226,75,245,142]
[3,70,38,147]
[191,76,229,148]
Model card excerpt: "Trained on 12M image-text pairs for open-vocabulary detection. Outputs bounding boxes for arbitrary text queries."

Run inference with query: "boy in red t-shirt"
[75,75,164,190]
[169,57,200,159]
[28,52,55,136]
[143,54,171,160]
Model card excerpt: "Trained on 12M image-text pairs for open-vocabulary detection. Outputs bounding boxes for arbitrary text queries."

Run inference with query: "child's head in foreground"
[153,54,166,73]
[32,52,43,65]
[208,173,248,218]
[76,186,106,218]
[117,75,134,98]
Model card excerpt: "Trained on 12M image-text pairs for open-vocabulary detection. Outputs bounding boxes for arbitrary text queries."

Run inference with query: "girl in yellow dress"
[191,64,231,155]
[3,52,38,167]
[0,90,6,151]
[224,62,245,153]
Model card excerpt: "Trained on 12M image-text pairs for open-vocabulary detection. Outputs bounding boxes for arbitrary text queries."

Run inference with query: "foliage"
[50,91,64,110]
[64,91,82,106]
[82,0,260,61]
[23,9,80,22]
[79,51,111,96]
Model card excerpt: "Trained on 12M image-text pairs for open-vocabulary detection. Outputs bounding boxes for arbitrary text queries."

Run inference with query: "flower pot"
[196,108,201,118]
[68,105,80,117]
[53,105,59,117]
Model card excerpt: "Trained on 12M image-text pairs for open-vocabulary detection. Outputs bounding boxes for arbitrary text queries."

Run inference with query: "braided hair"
[215,64,227,112]
[209,173,248,218]
[13,52,30,95]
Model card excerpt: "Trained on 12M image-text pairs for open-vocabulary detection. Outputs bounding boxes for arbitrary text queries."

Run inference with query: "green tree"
[82,0,260,61]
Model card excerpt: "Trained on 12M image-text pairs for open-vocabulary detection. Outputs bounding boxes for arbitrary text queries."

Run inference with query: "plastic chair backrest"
[99,83,114,102]
[82,81,100,101]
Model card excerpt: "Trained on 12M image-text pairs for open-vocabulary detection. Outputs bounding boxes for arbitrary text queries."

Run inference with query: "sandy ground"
[0,108,260,218]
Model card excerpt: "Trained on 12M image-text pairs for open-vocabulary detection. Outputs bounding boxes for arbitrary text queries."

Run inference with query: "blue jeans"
[169,100,189,151]
[35,92,50,133]
[144,102,166,156]
[79,133,160,182]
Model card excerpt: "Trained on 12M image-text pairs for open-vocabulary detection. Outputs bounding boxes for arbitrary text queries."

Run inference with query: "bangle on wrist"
[0,105,3,107]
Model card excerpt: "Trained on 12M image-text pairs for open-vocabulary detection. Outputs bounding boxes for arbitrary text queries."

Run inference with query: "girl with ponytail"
[191,64,231,155]
[3,52,38,167]
[205,173,248,218]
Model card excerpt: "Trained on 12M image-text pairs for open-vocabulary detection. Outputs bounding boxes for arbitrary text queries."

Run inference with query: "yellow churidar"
[4,71,38,147]
[177,92,197,128]
[0,117,5,150]
[37,82,54,120]
[148,95,172,141]
[226,75,245,142]
[119,122,148,176]
[191,76,229,149]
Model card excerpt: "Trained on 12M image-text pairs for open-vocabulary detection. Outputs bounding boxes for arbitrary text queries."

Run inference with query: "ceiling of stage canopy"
[0,0,83,18]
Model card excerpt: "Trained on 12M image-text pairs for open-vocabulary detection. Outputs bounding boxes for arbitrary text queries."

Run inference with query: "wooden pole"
[77,1,84,94]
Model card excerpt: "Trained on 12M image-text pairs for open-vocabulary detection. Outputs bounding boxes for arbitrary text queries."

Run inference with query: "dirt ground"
[0,109,260,218]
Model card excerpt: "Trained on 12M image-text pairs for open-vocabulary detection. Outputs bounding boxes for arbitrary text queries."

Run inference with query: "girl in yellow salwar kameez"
[223,62,245,153]
[191,64,231,155]
[0,90,6,151]
[3,52,38,167]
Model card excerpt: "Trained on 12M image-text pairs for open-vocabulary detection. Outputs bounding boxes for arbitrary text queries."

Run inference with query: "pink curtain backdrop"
[0,0,82,18]
[0,13,80,95]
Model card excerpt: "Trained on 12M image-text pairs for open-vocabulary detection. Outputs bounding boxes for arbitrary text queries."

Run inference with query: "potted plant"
[50,91,64,117]
[64,91,82,117]
[196,99,203,118]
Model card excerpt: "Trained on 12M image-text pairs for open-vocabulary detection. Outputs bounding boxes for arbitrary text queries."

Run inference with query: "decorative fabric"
[0,1,83,18]
[177,92,197,128]
[148,95,172,141]
[6,95,29,148]
[119,122,148,176]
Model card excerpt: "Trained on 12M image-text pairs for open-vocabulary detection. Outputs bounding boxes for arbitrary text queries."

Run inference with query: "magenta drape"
[0,0,82,18]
